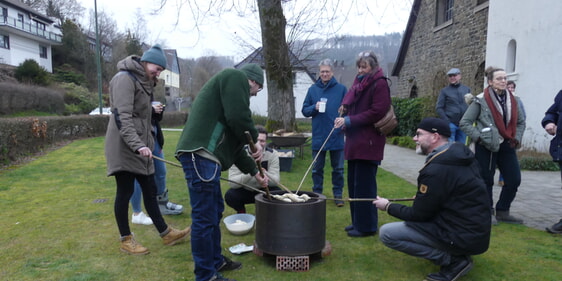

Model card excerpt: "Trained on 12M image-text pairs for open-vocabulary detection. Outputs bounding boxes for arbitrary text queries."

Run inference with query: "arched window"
[409,84,418,98]
[506,39,517,73]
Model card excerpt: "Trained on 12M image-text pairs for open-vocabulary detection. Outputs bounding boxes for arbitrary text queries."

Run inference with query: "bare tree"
[257,0,295,131]
[154,0,403,131]
[31,0,85,26]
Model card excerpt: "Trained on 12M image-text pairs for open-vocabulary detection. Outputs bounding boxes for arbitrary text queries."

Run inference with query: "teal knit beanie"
[141,44,167,69]
[240,63,264,86]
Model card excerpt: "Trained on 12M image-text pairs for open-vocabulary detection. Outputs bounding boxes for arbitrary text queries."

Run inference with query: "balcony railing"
[0,16,62,43]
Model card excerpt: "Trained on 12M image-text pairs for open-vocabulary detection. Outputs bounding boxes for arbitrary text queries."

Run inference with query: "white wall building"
[486,0,562,152]
[250,71,315,119]
[0,0,62,72]
[236,47,316,119]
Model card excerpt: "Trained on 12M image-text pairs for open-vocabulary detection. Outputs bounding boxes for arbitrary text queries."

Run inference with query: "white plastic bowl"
[223,214,255,235]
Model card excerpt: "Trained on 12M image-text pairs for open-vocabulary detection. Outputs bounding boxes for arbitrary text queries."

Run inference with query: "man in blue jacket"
[301,59,347,206]
[436,68,472,143]
[374,117,491,281]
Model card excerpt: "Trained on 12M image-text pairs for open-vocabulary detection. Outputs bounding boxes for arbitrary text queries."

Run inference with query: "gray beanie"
[240,63,264,86]
[141,44,167,69]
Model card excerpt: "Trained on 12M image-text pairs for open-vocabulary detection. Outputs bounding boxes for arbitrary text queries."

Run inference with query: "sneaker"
[159,201,184,215]
[210,273,237,281]
[546,219,562,234]
[217,256,242,272]
[120,234,149,255]
[131,212,153,225]
[426,256,473,281]
[162,226,191,246]
[495,211,524,224]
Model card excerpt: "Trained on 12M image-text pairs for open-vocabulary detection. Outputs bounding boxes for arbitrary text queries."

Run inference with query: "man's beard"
[416,144,424,155]
[416,144,427,155]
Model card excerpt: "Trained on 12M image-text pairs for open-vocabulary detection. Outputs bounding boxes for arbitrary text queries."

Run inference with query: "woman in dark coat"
[334,51,391,237]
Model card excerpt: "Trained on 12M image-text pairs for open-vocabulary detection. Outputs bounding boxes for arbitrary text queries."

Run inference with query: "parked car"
[89,107,112,115]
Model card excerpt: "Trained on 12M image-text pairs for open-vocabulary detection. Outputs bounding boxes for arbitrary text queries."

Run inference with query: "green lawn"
[0,131,560,281]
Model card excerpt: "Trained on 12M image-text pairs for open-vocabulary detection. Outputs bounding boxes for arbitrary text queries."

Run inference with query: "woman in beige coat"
[104,45,190,255]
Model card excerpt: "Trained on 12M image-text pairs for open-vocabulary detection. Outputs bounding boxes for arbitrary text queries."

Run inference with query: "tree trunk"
[257,0,296,132]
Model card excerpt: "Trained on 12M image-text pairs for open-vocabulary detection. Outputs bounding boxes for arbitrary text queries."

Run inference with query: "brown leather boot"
[120,234,149,255]
[162,226,191,246]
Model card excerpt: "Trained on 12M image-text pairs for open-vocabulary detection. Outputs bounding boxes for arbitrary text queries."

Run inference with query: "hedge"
[0,111,187,166]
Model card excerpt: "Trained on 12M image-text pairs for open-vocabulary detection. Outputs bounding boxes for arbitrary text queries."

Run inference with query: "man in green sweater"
[175,63,267,281]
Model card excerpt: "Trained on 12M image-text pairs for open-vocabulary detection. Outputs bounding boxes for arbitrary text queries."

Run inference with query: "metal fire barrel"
[255,191,326,256]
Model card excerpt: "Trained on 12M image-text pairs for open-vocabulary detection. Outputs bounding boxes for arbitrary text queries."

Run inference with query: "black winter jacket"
[542,89,562,162]
[387,143,491,255]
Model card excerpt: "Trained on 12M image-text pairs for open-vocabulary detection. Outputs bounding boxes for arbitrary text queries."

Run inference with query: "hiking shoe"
[335,196,344,207]
[159,201,184,215]
[217,256,242,272]
[162,226,191,246]
[120,234,149,255]
[546,219,562,234]
[210,273,237,281]
[347,229,376,237]
[495,211,524,224]
[131,212,153,225]
[426,256,473,281]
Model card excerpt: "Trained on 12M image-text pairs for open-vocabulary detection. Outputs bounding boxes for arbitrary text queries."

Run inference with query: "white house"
[486,0,562,152]
[235,47,316,119]
[0,0,62,72]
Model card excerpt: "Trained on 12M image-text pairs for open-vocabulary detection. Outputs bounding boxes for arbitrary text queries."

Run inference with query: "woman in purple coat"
[335,51,391,237]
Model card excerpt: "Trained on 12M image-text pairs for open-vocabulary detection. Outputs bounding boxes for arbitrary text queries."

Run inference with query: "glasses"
[358,51,374,58]
[448,74,458,77]
[252,80,263,91]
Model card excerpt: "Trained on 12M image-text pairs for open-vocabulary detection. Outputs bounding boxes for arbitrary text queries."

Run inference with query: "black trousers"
[225,186,281,213]
[114,172,168,236]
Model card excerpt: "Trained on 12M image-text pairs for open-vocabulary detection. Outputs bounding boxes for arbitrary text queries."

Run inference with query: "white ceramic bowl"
[223,214,255,235]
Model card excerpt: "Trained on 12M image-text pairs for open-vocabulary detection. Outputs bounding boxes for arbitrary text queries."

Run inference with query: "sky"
[77,0,413,60]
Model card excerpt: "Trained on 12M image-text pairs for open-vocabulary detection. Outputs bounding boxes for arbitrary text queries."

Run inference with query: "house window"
[40,46,47,58]
[0,35,9,49]
[476,0,488,5]
[2,8,7,23]
[36,21,45,31]
[292,72,297,85]
[436,0,454,26]
[506,39,517,73]
[17,13,23,23]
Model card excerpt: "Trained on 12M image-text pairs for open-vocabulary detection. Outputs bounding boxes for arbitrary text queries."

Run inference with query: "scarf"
[483,86,518,140]
[342,68,382,106]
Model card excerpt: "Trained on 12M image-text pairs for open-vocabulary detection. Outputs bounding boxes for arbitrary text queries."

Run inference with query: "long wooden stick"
[153,155,182,168]
[245,131,272,200]
[323,197,415,202]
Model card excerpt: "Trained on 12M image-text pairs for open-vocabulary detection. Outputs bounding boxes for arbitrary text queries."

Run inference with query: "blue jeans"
[448,122,467,144]
[312,149,344,197]
[379,222,453,266]
[178,153,224,281]
[131,138,166,213]
[475,140,521,211]
[347,160,378,233]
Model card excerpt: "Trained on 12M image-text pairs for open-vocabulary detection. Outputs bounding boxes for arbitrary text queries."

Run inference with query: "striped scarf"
[483,87,518,140]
